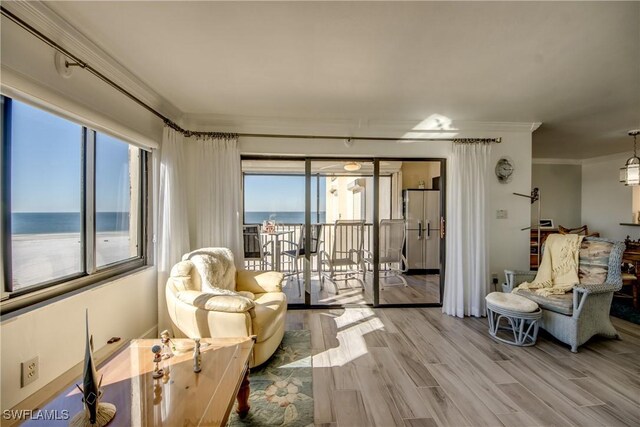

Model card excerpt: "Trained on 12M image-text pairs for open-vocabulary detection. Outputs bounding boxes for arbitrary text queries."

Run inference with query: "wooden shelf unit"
[530,228,558,270]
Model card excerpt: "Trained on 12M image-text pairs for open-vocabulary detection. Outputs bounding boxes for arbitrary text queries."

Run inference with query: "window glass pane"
[95,132,140,267]
[10,100,83,289]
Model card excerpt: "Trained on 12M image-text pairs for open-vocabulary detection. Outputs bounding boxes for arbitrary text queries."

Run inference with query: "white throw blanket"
[185,248,255,300]
[518,234,584,296]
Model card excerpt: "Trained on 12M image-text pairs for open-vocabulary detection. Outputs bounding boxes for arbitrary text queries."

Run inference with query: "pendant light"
[620,130,640,186]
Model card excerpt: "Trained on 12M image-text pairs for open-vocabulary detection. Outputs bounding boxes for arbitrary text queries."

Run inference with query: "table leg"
[236,368,250,418]
[275,239,281,271]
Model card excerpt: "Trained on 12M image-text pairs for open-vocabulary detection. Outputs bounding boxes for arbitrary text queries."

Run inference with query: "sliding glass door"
[376,160,444,306]
[241,157,445,308]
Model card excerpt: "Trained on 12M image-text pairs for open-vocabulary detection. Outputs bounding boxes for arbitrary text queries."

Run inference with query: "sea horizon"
[12,212,131,234]
[244,210,326,224]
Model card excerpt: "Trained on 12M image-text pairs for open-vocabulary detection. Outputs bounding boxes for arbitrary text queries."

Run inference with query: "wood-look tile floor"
[285,308,640,427]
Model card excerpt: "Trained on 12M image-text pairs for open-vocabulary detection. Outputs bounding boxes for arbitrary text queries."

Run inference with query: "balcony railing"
[243,223,374,273]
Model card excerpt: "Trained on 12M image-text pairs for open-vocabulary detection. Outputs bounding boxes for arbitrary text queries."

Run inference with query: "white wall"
[1,268,158,409]
[1,12,161,410]
[531,163,582,228]
[582,152,636,241]
[240,130,533,284]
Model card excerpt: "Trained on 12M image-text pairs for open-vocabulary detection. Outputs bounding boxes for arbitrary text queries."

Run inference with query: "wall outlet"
[491,273,499,285]
[21,356,39,388]
[496,209,508,219]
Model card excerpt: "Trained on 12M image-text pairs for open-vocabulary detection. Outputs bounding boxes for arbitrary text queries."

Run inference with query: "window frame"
[0,95,148,315]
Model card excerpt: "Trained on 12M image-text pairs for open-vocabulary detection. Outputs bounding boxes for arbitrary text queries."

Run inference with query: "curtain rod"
[1,6,501,145]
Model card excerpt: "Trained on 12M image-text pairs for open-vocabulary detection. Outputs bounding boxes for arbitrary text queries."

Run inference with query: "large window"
[2,96,146,303]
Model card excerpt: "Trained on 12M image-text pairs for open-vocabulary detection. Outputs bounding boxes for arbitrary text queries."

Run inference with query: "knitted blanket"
[518,234,584,296]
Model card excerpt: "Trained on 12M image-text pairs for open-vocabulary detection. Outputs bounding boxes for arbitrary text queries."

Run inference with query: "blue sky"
[244,175,326,212]
[11,100,131,213]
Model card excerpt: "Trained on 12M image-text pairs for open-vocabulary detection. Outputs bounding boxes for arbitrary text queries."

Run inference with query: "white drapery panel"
[157,127,191,331]
[443,142,491,318]
[186,136,244,260]
[157,128,243,331]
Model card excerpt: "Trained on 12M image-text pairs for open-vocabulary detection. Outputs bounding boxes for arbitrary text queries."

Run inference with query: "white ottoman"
[486,292,542,347]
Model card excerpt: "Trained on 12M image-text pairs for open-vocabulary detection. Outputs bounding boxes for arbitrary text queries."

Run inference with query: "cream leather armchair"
[166,248,287,367]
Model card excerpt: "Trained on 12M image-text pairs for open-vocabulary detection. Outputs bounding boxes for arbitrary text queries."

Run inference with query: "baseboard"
[6,324,159,426]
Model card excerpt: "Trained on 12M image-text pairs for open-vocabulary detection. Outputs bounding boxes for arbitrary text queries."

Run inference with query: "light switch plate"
[496,209,508,219]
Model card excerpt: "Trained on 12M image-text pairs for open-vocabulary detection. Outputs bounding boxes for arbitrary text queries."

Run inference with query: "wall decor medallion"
[495,157,514,184]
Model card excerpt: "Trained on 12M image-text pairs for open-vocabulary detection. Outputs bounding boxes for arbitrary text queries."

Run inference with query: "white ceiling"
[44,1,640,158]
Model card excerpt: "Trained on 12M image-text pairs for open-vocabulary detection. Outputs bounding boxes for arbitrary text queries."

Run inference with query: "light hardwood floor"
[285,308,640,427]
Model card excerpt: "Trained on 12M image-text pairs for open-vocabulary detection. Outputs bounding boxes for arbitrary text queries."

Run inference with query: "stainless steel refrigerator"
[403,189,441,272]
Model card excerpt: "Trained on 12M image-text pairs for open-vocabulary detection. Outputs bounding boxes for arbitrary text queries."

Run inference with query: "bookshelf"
[530,228,558,270]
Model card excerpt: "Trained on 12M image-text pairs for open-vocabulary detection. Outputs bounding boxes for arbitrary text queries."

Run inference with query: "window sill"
[1,260,150,318]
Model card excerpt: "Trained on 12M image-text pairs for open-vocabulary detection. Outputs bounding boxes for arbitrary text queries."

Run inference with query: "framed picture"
[540,219,554,229]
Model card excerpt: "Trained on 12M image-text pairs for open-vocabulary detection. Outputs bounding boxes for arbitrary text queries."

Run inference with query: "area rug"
[610,297,640,325]
[228,330,313,427]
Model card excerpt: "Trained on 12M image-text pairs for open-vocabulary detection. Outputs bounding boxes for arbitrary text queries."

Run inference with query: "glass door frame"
[240,155,446,309]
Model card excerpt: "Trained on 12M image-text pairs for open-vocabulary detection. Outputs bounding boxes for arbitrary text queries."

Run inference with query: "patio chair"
[242,225,272,270]
[363,219,408,290]
[320,219,366,294]
[281,224,324,296]
[503,236,625,352]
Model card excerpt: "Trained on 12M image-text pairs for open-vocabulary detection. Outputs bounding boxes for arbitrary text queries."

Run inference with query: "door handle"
[417,221,422,239]
[427,221,431,238]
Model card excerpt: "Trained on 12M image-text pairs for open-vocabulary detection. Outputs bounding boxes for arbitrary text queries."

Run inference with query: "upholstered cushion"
[579,240,613,285]
[485,292,539,313]
[176,290,255,313]
[183,248,237,292]
[252,292,288,343]
[512,288,574,315]
[236,270,285,294]
[169,261,198,292]
[558,225,589,235]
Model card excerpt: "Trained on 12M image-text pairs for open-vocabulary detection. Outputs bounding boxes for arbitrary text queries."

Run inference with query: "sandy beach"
[11,232,135,290]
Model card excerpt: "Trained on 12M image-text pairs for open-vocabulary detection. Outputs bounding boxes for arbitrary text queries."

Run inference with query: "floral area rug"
[228,330,313,427]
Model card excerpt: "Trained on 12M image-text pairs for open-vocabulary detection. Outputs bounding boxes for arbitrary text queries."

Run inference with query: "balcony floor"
[280,272,440,306]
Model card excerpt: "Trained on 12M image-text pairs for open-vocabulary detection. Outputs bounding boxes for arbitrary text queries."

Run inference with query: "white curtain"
[443,142,491,318]
[157,127,191,331]
[186,135,244,261]
[156,128,243,331]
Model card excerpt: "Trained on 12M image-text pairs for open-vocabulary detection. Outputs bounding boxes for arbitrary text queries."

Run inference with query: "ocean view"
[245,211,326,224]
[12,212,130,234]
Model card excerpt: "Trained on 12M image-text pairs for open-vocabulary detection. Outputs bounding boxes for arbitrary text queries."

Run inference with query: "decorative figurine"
[152,345,164,379]
[69,310,116,427]
[160,330,174,359]
[193,338,202,373]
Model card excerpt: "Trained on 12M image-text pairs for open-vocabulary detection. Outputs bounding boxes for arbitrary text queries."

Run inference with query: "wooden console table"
[20,337,254,427]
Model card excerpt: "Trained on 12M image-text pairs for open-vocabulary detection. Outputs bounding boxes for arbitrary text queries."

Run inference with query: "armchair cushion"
[176,290,255,313]
[512,288,574,315]
[237,270,284,294]
[579,240,614,285]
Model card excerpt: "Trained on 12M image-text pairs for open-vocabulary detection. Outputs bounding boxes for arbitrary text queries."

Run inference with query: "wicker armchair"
[503,237,625,352]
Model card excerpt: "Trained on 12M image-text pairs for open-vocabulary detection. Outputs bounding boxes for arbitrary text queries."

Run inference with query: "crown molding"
[581,151,631,165]
[184,113,542,137]
[3,0,182,121]
[532,158,582,165]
